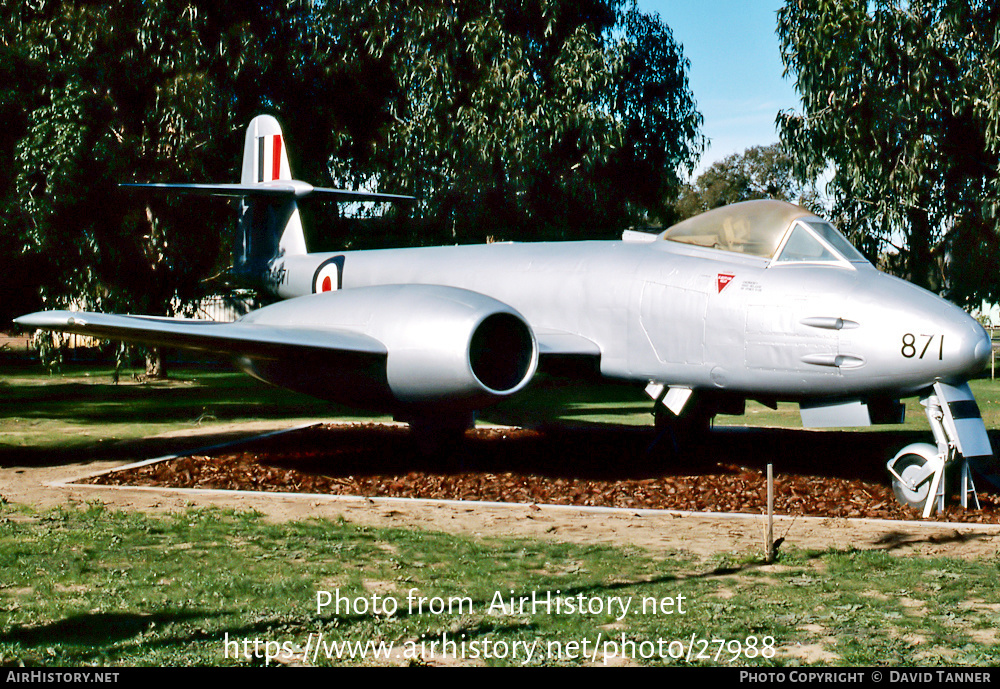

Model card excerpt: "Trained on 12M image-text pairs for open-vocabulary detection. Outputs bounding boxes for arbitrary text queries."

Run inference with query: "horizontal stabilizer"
[14,310,387,361]
[121,182,415,203]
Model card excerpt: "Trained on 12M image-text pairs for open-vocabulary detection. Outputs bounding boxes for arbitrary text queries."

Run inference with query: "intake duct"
[469,312,535,393]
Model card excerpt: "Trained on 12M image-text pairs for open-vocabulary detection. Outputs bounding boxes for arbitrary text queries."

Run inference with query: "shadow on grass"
[0,378,331,426]
[870,528,996,552]
[0,365,351,468]
[2,610,307,665]
[0,426,311,469]
[0,610,215,647]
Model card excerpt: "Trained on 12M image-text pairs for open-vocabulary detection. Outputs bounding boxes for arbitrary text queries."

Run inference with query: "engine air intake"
[469,313,535,393]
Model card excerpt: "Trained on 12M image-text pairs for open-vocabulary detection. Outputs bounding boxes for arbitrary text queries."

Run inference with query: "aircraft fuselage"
[267,236,990,402]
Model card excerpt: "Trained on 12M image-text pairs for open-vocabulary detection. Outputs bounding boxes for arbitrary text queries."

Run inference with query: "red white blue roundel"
[312,256,345,293]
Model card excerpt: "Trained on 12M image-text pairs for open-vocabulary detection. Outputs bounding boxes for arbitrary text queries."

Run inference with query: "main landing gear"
[646,384,743,453]
[886,382,990,518]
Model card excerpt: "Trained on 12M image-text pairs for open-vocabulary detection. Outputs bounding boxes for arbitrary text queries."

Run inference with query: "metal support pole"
[766,464,774,562]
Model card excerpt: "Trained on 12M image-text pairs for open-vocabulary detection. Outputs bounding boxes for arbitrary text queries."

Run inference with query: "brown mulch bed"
[84,423,1000,523]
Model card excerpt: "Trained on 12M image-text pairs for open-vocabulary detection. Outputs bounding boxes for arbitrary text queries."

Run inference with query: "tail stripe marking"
[257,136,265,182]
[272,134,282,180]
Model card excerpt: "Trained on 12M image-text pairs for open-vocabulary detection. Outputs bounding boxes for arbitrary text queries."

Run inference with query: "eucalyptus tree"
[320,0,704,242]
[777,0,1000,303]
[674,143,820,221]
[1,1,363,373]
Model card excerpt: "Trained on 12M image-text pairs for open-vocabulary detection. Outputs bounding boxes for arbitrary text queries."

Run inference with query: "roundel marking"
[312,256,346,293]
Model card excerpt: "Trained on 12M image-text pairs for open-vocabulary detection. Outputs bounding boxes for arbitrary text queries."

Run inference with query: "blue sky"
[637,1,800,176]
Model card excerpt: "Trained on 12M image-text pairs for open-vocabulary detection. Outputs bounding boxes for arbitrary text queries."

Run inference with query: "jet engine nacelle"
[238,284,538,410]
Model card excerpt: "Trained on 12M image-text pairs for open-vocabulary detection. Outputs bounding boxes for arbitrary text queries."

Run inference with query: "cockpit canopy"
[660,200,867,265]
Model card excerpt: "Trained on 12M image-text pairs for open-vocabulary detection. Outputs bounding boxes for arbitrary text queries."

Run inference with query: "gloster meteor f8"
[16,116,994,517]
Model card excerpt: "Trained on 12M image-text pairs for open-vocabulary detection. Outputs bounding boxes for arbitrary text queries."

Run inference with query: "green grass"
[488,374,1000,434]
[0,504,999,666]
[7,362,1000,452]
[4,363,1000,665]
[0,362,391,460]
[717,378,1000,433]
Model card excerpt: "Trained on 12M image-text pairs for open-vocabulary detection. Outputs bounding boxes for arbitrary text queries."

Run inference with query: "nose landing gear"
[886,382,989,518]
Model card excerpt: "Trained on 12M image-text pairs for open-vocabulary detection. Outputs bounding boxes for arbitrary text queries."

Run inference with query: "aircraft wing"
[15,302,600,409]
[12,311,387,361]
[15,313,599,359]
[16,312,601,365]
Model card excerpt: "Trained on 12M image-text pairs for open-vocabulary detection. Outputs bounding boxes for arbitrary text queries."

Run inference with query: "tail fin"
[241,115,292,185]
[233,115,307,280]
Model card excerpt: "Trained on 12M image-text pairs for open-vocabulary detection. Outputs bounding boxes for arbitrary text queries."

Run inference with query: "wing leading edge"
[14,311,603,366]
[13,311,387,361]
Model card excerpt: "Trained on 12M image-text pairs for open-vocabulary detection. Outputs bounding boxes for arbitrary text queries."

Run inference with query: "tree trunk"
[145,348,168,379]
[905,206,937,292]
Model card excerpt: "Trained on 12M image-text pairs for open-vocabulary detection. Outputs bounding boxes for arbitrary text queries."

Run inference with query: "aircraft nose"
[967,323,992,376]
[946,315,992,380]
[845,273,991,387]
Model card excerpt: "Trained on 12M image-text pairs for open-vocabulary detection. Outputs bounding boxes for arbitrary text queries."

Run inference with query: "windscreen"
[775,220,868,264]
[800,220,867,262]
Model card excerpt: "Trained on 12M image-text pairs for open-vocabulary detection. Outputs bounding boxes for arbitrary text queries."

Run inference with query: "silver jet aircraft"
[15,116,995,517]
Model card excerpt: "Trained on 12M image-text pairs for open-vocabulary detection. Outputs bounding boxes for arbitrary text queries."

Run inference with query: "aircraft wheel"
[890,453,932,511]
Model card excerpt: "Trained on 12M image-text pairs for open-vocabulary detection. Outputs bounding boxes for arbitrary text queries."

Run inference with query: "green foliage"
[612,7,705,225]
[2,2,270,319]
[328,0,704,243]
[674,144,821,221]
[777,0,1000,302]
[1,1,704,327]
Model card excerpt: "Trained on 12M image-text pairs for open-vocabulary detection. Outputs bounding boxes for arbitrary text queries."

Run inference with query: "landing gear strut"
[887,382,988,518]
